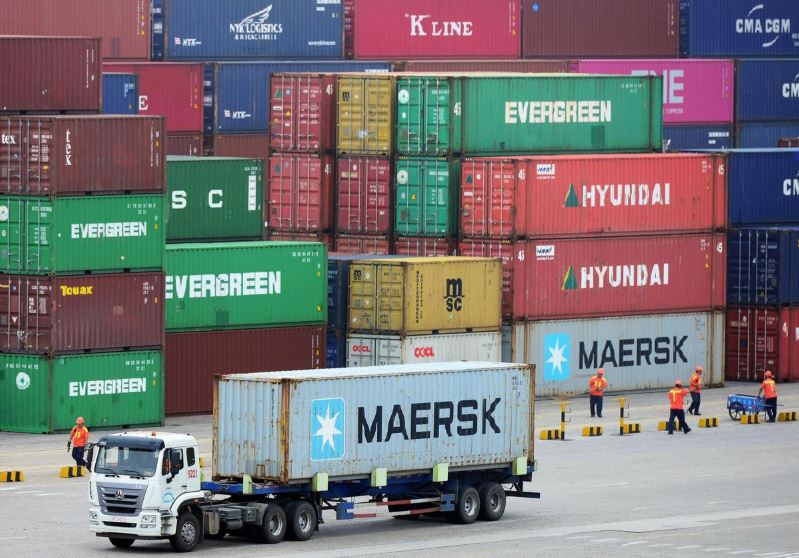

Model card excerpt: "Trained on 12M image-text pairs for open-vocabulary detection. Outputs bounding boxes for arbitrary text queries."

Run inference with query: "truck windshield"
[94,446,159,478]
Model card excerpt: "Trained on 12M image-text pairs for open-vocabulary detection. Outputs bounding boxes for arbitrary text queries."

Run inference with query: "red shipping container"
[335,234,391,255]
[0,0,151,61]
[268,153,334,233]
[353,0,521,59]
[397,60,574,73]
[337,156,392,234]
[460,154,726,239]
[458,240,515,318]
[165,326,325,415]
[268,231,333,250]
[395,237,455,257]
[725,307,799,384]
[0,116,165,195]
[0,37,100,113]
[166,133,203,157]
[104,63,203,133]
[211,133,269,160]
[513,233,727,320]
[0,273,164,355]
[271,74,337,152]
[344,0,355,59]
[522,0,679,58]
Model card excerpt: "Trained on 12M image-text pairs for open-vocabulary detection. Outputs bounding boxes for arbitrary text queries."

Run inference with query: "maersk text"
[583,183,670,207]
[68,378,146,397]
[505,101,611,124]
[71,222,147,239]
[581,264,669,289]
[165,272,281,300]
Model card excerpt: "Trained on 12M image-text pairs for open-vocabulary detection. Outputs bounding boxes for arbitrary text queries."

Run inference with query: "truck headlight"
[141,514,157,527]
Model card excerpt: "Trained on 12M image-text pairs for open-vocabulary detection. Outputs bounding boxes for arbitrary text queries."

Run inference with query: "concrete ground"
[1,381,798,557]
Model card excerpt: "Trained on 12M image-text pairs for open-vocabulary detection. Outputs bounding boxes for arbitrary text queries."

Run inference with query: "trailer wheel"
[729,402,744,421]
[170,511,200,552]
[253,503,286,544]
[286,500,316,541]
[478,483,506,521]
[450,486,480,525]
[108,537,134,548]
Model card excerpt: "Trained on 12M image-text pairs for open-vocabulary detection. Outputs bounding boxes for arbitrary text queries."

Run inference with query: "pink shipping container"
[166,133,203,157]
[0,273,164,355]
[270,74,337,152]
[460,154,726,239]
[353,0,521,59]
[165,326,325,415]
[397,59,574,73]
[0,37,100,113]
[577,59,733,124]
[394,237,455,257]
[0,115,165,195]
[268,153,335,233]
[104,63,203,133]
[458,239,515,318]
[513,233,727,320]
[726,307,799,384]
[336,156,392,234]
[334,234,391,255]
[522,0,678,58]
[0,0,150,60]
[268,231,333,250]
[211,133,269,160]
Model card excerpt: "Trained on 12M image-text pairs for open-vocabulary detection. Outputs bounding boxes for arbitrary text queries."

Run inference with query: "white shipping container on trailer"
[346,331,501,367]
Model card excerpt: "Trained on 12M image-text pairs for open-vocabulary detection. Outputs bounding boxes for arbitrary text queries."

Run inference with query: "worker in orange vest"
[687,365,703,416]
[667,380,692,435]
[67,417,89,467]
[588,368,608,418]
[757,370,778,423]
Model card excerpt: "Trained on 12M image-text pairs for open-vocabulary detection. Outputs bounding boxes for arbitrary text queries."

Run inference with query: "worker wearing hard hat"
[67,417,90,467]
[687,365,703,416]
[757,370,778,423]
[588,368,608,418]
[667,380,692,435]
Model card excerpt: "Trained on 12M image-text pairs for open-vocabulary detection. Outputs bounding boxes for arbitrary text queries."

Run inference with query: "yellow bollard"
[698,417,719,428]
[1,471,24,482]
[778,411,798,422]
[741,414,760,424]
[59,466,85,478]
[581,426,603,437]
[539,429,561,440]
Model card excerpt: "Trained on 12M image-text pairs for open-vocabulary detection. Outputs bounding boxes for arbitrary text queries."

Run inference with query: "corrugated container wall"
[395,158,460,237]
[165,242,326,331]
[327,330,346,368]
[270,74,337,153]
[513,233,727,319]
[348,257,502,334]
[395,237,455,257]
[166,133,203,156]
[736,59,799,121]
[353,0,520,59]
[211,133,269,160]
[0,116,165,195]
[680,0,799,57]
[0,195,164,274]
[268,153,335,233]
[347,331,501,367]
[396,60,574,73]
[167,157,263,242]
[0,273,164,355]
[523,0,679,58]
[457,240,515,319]
[213,362,534,482]
[343,0,354,59]
[156,0,343,60]
[727,228,799,306]
[334,234,391,255]
[328,254,396,331]
[0,37,100,113]
[460,154,726,238]
[337,75,395,155]
[664,125,733,150]
[0,350,163,434]
[395,76,463,156]
[726,149,799,226]
[102,74,139,115]
[512,312,724,396]
[726,306,799,383]
[0,0,152,60]
[577,59,733,124]
[336,156,392,235]
[269,231,333,251]
[736,122,799,148]
[165,326,324,415]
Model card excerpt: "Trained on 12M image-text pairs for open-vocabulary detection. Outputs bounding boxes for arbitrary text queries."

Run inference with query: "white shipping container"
[512,312,724,396]
[346,331,501,367]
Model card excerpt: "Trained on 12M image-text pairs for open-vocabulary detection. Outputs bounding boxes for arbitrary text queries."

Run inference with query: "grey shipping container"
[214,362,534,483]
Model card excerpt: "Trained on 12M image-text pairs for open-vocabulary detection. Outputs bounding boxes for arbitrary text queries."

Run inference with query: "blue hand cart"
[726,394,765,420]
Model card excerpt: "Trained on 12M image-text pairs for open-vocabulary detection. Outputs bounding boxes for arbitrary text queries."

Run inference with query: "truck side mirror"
[85,445,94,472]
[167,448,183,483]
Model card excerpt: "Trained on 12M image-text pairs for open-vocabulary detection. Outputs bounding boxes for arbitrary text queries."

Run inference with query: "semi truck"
[86,362,538,552]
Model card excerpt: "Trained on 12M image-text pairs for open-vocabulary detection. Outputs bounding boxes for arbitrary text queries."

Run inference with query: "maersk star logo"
[544,333,570,382]
[311,398,345,461]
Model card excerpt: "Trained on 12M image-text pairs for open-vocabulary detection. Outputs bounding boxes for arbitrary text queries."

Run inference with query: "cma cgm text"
[165,272,281,299]
[505,101,611,124]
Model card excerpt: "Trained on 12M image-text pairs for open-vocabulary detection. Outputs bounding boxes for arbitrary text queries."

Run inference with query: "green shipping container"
[0,350,163,433]
[0,195,164,274]
[395,157,460,237]
[165,241,326,331]
[167,156,263,242]
[396,74,663,155]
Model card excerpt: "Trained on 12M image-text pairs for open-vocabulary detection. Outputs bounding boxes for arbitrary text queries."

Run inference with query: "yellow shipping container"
[349,257,502,334]
[337,74,394,155]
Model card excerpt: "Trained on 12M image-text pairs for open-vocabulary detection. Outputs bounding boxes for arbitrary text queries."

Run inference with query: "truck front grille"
[97,482,146,516]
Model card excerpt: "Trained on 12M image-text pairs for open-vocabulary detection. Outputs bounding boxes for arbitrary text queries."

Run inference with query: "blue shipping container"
[680,0,799,57]
[736,59,799,121]
[326,330,346,368]
[664,125,733,150]
[736,122,799,147]
[156,0,343,60]
[725,149,799,226]
[727,228,799,306]
[208,61,392,134]
[102,73,138,115]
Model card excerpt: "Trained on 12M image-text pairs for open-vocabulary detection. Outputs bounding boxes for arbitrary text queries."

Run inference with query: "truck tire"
[252,503,286,544]
[286,500,316,541]
[108,537,134,548]
[478,483,506,521]
[449,486,480,525]
[170,511,200,552]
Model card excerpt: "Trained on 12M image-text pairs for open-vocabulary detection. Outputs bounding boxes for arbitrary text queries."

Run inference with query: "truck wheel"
[450,486,480,524]
[253,503,286,544]
[286,500,316,541]
[169,512,200,552]
[108,537,134,548]
[478,483,506,521]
